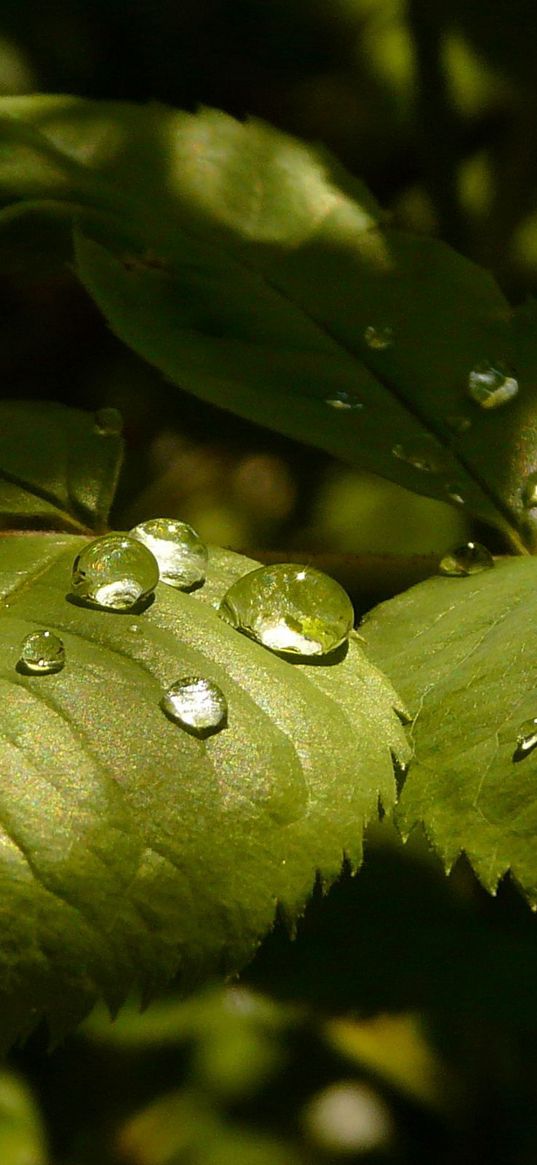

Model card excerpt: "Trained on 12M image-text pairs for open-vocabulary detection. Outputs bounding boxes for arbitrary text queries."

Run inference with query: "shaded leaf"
[361,556,537,902]
[0,534,407,1045]
[0,97,534,546]
[0,401,123,532]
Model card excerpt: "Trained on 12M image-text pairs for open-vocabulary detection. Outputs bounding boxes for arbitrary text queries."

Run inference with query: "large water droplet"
[515,718,537,759]
[18,630,65,675]
[130,518,208,589]
[161,677,227,735]
[467,362,518,409]
[94,407,123,436]
[219,563,354,657]
[325,391,363,411]
[522,472,537,509]
[392,436,447,473]
[439,541,494,576]
[364,325,394,351]
[71,534,159,610]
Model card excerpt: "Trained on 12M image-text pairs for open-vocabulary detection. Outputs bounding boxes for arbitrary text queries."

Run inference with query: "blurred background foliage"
[4,2,537,1161]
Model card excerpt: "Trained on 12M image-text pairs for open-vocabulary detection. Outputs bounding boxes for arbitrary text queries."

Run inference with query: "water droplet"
[364,325,394,351]
[94,407,123,436]
[325,391,363,411]
[129,518,208,589]
[18,630,65,675]
[71,534,159,611]
[160,677,227,735]
[445,483,465,505]
[219,563,354,657]
[392,436,447,473]
[467,362,518,409]
[446,415,472,434]
[515,718,537,759]
[522,472,537,509]
[439,541,494,576]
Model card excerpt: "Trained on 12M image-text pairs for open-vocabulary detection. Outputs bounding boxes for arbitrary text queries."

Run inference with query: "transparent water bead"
[19,630,65,675]
[130,518,208,589]
[392,436,447,474]
[364,325,394,351]
[523,472,537,508]
[439,541,494,576]
[515,718,537,759]
[467,362,518,409]
[160,677,227,735]
[71,534,159,610]
[94,407,123,436]
[325,391,363,411]
[445,483,465,505]
[219,563,354,657]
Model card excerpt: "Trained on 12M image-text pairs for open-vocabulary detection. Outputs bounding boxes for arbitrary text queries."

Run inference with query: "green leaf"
[0,534,407,1046]
[1,97,534,547]
[0,401,123,532]
[360,556,537,903]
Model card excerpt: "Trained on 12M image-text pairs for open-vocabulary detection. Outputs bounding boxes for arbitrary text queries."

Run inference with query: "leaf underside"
[0,534,407,1047]
[361,557,537,904]
[1,97,537,548]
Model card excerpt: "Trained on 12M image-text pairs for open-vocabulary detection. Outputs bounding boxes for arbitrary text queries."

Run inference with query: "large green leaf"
[360,556,537,903]
[0,97,535,548]
[0,533,407,1046]
[0,401,123,532]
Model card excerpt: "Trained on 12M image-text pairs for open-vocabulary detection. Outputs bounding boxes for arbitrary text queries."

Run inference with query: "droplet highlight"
[364,325,394,351]
[18,630,65,675]
[129,518,208,589]
[439,541,494,576]
[392,436,448,473]
[515,718,537,759]
[219,563,354,657]
[94,407,123,436]
[161,677,227,735]
[325,391,363,411]
[71,534,159,611]
[445,483,465,505]
[522,472,537,509]
[467,362,518,409]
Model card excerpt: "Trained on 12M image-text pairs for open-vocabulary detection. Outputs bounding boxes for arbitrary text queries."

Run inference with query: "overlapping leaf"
[0,532,407,1046]
[0,401,123,532]
[361,557,537,903]
[1,97,536,547]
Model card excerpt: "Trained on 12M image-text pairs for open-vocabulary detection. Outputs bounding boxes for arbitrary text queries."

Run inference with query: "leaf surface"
[361,557,537,902]
[0,401,123,532]
[0,534,407,1045]
[1,97,536,546]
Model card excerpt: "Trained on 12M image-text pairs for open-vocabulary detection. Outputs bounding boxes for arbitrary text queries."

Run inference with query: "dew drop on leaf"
[522,472,537,509]
[467,362,518,409]
[364,325,394,351]
[515,718,537,759]
[324,391,363,411]
[438,541,494,576]
[71,534,159,610]
[392,436,447,473]
[130,518,208,589]
[18,630,65,675]
[160,676,227,735]
[445,483,466,505]
[219,563,354,657]
[93,407,123,436]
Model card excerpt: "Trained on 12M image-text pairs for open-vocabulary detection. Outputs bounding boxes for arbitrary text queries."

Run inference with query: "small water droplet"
[467,362,518,409]
[325,391,363,411]
[439,541,494,576]
[219,563,354,657]
[446,415,472,434]
[94,407,123,436]
[392,436,447,473]
[160,677,227,735]
[515,718,537,759]
[18,630,65,675]
[129,518,208,589]
[445,483,466,505]
[364,325,394,351]
[71,534,159,610]
[522,472,537,509]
